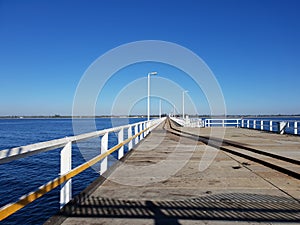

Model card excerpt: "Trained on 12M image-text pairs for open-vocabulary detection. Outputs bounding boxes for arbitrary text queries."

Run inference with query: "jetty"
[1,117,300,224]
[46,118,300,224]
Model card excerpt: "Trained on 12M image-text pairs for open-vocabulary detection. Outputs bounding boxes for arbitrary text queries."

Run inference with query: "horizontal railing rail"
[0,117,166,221]
[170,116,299,135]
[170,117,241,128]
[204,119,241,127]
[241,119,300,135]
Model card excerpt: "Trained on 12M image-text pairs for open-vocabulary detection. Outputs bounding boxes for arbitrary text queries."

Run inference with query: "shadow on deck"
[60,192,300,224]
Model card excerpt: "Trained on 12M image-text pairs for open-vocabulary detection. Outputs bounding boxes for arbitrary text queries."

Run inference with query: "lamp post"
[173,104,176,117]
[159,99,162,119]
[147,71,157,121]
[182,90,188,120]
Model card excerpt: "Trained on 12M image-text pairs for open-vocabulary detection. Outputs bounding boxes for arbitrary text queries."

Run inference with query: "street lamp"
[147,71,157,121]
[173,104,176,117]
[159,99,162,119]
[182,90,188,120]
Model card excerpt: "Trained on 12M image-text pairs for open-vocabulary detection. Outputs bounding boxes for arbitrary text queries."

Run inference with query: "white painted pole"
[159,99,161,119]
[60,141,72,208]
[182,90,188,120]
[140,123,144,140]
[147,72,157,122]
[128,126,132,150]
[173,104,175,117]
[253,120,256,129]
[147,73,150,122]
[261,120,264,130]
[118,128,124,159]
[294,122,298,135]
[270,121,273,132]
[138,123,141,140]
[100,132,108,175]
[182,91,184,120]
[135,124,138,144]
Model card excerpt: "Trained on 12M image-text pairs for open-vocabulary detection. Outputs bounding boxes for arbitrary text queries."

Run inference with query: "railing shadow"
[61,192,300,223]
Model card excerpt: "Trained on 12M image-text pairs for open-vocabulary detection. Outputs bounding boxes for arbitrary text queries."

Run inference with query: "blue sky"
[0,0,299,116]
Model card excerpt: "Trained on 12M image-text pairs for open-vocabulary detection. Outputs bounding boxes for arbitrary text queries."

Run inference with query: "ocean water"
[0,118,145,225]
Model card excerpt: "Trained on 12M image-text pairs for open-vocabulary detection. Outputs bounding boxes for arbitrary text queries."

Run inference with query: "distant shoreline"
[1,115,300,119]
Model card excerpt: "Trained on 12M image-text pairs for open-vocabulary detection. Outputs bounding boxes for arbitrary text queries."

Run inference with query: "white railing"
[241,119,299,135]
[204,119,241,127]
[169,117,185,126]
[170,117,240,128]
[170,116,300,135]
[0,117,166,221]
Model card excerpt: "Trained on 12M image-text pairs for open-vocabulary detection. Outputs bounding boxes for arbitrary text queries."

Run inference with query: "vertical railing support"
[253,120,256,129]
[247,120,250,128]
[241,119,244,128]
[128,126,132,151]
[270,121,273,132]
[261,121,264,130]
[140,123,143,139]
[141,123,145,139]
[148,120,152,132]
[100,132,108,175]
[138,123,142,140]
[60,141,72,209]
[134,124,138,145]
[118,128,124,159]
[295,122,298,135]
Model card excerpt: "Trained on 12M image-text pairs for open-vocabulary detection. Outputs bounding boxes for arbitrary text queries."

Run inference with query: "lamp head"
[148,71,158,76]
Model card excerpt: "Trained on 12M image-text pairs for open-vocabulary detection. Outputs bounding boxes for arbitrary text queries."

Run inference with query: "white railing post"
[270,121,273,132]
[241,119,244,127]
[118,128,124,160]
[60,141,72,209]
[134,124,138,144]
[145,121,149,134]
[253,120,256,129]
[261,121,264,130]
[247,120,250,128]
[128,126,133,151]
[294,122,298,135]
[100,132,108,175]
[141,122,145,139]
[138,123,142,141]
[149,120,153,132]
[222,119,225,127]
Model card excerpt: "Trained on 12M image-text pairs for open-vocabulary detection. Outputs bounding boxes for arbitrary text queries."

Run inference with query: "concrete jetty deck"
[49,119,300,225]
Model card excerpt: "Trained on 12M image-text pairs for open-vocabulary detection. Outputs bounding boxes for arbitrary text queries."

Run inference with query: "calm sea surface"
[0,118,146,225]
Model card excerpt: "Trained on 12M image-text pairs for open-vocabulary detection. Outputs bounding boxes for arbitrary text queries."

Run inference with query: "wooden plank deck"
[49,118,300,225]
